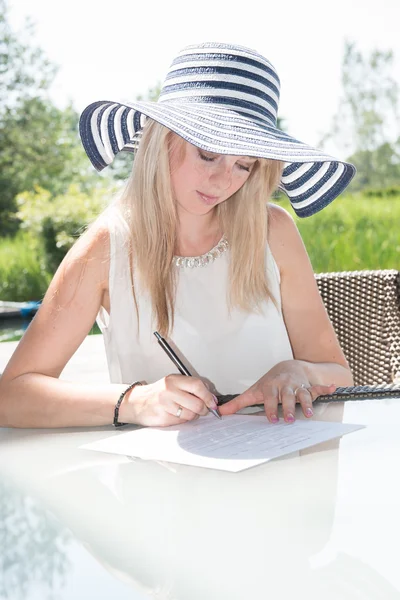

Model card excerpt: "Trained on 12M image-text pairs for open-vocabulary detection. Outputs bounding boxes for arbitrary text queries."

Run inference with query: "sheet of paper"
[81,415,364,472]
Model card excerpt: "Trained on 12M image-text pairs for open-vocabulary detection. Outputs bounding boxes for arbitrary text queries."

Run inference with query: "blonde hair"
[117,120,284,337]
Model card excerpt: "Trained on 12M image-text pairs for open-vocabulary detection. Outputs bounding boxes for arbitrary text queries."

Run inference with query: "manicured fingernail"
[306,408,313,417]
[286,413,295,423]
[212,394,219,405]
[270,414,279,423]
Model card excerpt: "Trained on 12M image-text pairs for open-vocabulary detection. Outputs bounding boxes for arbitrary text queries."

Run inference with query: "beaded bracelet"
[113,381,143,427]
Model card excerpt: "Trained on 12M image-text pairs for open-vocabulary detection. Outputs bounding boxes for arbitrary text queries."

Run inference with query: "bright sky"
[8,0,400,158]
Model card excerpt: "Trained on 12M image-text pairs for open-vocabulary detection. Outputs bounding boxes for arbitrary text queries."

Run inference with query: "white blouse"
[97,208,294,395]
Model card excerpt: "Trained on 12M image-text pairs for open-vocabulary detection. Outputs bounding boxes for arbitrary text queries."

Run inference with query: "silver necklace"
[173,236,229,268]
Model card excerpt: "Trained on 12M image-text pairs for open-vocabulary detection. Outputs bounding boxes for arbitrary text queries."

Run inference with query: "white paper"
[81,415,364,472]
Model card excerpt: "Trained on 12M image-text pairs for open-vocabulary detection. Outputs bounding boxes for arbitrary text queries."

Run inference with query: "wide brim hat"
[79,42,356,218]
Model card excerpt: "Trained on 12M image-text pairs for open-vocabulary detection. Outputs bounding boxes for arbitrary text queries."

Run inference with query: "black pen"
[153,331,222,419]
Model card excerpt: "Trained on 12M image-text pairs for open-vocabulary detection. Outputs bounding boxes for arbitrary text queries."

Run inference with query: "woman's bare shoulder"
[267,202,301,275]
[71,216,110,261]
[35,216,113,329]
[61,216,111,285]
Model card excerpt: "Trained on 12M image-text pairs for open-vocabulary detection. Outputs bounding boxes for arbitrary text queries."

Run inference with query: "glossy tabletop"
[1,396,400,600]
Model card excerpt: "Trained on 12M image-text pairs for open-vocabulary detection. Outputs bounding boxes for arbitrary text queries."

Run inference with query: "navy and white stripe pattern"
[79,42,355,217]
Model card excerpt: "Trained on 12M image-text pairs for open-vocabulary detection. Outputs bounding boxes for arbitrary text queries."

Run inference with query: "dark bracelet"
[113,381,143,427]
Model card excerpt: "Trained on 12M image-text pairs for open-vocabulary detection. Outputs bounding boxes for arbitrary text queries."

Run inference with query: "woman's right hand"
[120,375,218,427]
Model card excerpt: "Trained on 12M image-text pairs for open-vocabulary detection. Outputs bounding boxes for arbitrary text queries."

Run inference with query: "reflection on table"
[1,399,400,600]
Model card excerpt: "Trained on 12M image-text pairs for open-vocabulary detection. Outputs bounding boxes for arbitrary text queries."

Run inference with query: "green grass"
[277,193,400,273]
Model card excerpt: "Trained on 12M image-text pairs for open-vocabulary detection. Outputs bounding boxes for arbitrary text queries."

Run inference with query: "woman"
[0,42,355,429]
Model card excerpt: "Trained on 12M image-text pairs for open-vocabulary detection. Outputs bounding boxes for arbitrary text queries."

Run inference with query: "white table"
[1,395,400,600]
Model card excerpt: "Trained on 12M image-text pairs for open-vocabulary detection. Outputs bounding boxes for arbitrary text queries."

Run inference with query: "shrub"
[0,232,51,301]
[363,186,400,198]
[16,184,113,273]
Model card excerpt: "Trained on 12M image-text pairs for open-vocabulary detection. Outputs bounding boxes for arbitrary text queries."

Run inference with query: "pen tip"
[153,331,162,341]
[210,408,222,419]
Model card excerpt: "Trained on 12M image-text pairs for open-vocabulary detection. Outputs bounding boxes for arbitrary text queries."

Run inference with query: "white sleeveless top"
[97,208,293,395]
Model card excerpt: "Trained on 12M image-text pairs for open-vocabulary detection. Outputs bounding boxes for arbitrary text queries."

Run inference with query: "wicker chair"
[315,269,400,386]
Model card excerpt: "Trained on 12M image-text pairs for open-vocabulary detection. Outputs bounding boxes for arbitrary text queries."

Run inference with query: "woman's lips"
[197,191,219,205]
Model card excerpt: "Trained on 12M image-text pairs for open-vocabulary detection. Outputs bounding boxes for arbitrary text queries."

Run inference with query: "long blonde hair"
[117,119,284,337]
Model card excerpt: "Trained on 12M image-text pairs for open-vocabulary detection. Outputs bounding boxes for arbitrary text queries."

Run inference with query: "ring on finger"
[176,406,183,418]
[294,383,308,396]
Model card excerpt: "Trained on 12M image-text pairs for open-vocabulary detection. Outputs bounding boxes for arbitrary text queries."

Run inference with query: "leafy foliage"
[322,41,399,154]
[347,140,400,191]
[0,1,100,234]
[0,231,51,301]
[16,184,113,273]
[0,97,99,234]
[363,185,400,198]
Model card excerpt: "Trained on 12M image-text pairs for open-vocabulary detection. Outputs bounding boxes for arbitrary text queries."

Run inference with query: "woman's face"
[169,137,257,215]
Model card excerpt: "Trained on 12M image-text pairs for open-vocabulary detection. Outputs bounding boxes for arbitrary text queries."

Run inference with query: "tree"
[347,140,400,191]
[0,0,55,113]
[0,1,99,234]
[16,183,112,274]
[0,97,100,233]
[321,41,400,191]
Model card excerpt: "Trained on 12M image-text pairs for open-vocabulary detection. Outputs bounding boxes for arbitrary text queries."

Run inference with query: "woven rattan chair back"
[315,270,400,385]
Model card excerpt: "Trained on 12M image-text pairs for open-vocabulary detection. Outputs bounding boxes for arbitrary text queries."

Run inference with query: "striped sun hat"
[79,42,356,217]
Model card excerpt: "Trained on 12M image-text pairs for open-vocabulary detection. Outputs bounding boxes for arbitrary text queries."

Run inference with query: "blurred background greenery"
[0,0,399,305]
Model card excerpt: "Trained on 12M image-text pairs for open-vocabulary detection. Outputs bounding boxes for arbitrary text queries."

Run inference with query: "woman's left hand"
[218,360,337,423]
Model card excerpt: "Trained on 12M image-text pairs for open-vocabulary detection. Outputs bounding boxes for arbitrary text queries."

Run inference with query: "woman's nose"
[210,162,232,190]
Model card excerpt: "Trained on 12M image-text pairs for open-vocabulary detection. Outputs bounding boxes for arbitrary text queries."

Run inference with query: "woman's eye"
[198,150,251,172]
[199,151,215,162]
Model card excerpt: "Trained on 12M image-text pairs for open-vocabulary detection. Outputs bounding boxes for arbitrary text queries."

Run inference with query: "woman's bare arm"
[0,223,128,428]
[267,203,354,386]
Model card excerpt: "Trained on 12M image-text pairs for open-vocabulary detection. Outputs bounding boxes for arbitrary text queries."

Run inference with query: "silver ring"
[294,384,308,396]
[176,406,183,418]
